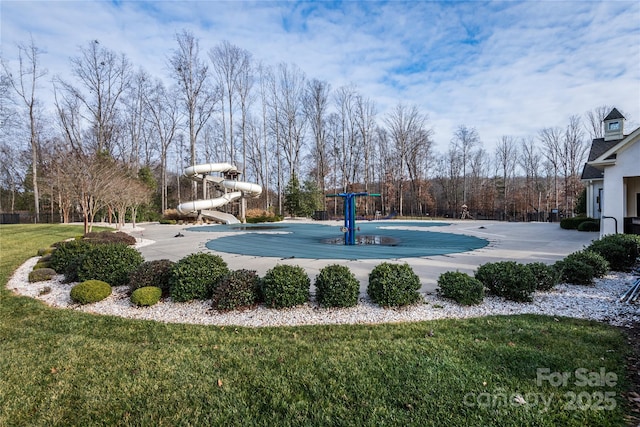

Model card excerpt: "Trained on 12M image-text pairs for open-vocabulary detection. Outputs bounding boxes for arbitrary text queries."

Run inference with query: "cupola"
[603,107,625,141]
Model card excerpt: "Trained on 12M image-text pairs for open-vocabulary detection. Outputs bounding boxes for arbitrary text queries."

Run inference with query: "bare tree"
[276,63,307,180]
[169,30,217,200]
[262,64,284,213]
[40,141,75,223]
[451,125,480,205]
[0,142,26,213]
[143,79,180,212]
[519,136,543,220]
[434,143,462,217]
[561,115,587,216]
[584,105,612,140]
[57,40,132,155]
[209,40,252,168]
[303,78,331,201]
[65,151,121,233]
[354,94,377,215]
[333,85,358,191]
[467,148,493,218]
[256,63,274,210]
[121,68,152,169]
[538,126,563,212]
[495,136,518,219]
[384,103,432,216]
[2,37,47,222]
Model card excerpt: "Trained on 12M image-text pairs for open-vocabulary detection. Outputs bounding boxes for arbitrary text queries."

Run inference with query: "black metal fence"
[0,213,20,224]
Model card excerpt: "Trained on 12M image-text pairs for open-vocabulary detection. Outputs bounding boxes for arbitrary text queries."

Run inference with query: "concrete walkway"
[126,219,597,294]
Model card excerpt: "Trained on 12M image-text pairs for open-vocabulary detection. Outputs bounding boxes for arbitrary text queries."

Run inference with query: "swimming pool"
[189,221,488,260]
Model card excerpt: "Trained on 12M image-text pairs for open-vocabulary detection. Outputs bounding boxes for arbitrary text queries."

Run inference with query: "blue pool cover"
[189,221,488,260]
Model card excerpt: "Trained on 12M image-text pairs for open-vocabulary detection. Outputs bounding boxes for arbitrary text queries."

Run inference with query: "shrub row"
[43,228,640,310]
[122,258,422,309]
[586,233,640,271]
[560,216,596,230]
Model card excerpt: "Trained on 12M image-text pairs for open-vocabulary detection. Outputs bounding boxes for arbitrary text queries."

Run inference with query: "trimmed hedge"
[577,220,600,232]
[70,280,112,304]
[526,262,560,291]
[587,234,640,271]
[212,269,262,311]
[560,216,594,230]
[28,268,56,283]
[314,264,360,308]
[37,247,55,256]
[33,261,52,270]
[566,250,609,278]
[130,286,162,307]
[49,239,94,282]
[556,250,609,285]
[77,243,144,287]
[437,271,484,306]
[367,262,422,307]
[169,253,230,302]
[128,259,175,295]
[475,261,537,302]
[83,230,137,246]
[262,265,310,309]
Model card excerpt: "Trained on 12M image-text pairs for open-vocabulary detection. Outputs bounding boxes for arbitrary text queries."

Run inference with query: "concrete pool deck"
[128,219,597,294]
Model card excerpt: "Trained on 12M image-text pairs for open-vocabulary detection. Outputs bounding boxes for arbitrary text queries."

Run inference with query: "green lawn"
[0,224,632,426]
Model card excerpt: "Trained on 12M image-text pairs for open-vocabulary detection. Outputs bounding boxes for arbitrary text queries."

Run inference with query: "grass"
[0,224,633,426]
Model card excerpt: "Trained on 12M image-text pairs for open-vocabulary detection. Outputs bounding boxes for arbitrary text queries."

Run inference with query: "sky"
[2,0,639,152]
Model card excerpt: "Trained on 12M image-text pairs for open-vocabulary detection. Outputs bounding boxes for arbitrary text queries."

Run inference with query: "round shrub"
[554,258,594,286]
[587,234,640,271]
[130,286,162,307]
[33,261,52,270]
[128,259,175,295]
[212,269,261,311]
[526,262,560,291]
[261,265,310,309]
[28,268,56,283]
[560,216,592,230]
[577,220,600,232]
[314,264,360,308]
[169,253,230,302]
[475,261,536,303]
[367,262,422,307]
[566,250,609,278]
[49,239,94,282]
[437,271,484,306]
[70,280,111,304]
[557,250,609,285]
[76,243,144,287]
[37,247,55,256]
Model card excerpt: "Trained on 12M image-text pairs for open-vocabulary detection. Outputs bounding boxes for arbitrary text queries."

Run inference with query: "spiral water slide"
[176,163,262,224]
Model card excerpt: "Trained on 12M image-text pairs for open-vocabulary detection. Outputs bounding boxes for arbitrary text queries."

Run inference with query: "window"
[608,121,620,131]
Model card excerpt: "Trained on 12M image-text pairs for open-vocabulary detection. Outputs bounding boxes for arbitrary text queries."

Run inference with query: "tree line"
[1,32,612,229]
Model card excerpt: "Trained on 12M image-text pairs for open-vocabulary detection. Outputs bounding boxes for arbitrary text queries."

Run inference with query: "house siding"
[600,139,640,236]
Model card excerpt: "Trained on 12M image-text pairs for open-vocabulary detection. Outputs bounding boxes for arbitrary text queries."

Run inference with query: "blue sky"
[2,0,639,150]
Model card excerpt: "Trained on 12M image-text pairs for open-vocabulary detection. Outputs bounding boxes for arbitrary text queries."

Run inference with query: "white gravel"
[7,254,640,328]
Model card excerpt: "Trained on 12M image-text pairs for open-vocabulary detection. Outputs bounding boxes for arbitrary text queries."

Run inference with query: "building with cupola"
[581,108,640,235]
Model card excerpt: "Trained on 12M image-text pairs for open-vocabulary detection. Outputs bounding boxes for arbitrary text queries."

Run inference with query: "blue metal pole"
[347,194,355,245]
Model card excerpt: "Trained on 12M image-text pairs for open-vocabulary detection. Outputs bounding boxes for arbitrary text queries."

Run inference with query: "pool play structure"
[326,191,381,245]
[176,163,262,224]
[191,221,489,260]
[176,170,487,260]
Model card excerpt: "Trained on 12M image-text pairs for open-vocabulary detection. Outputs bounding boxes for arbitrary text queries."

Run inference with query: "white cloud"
[2,0,638,152]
